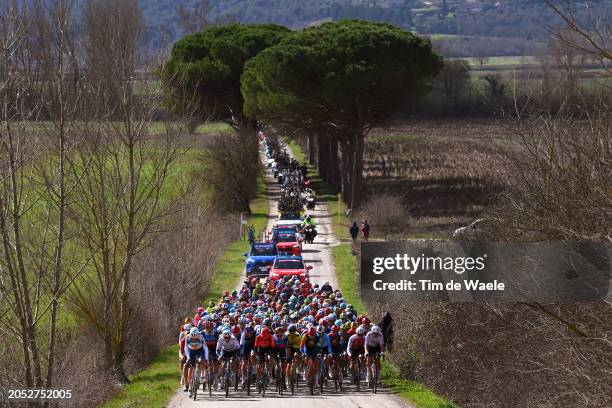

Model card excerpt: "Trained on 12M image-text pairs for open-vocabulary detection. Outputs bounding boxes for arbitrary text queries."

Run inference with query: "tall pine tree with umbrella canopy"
[242,20,442,208]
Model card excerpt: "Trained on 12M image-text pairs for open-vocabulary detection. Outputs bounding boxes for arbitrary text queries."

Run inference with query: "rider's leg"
[187,366,194,390]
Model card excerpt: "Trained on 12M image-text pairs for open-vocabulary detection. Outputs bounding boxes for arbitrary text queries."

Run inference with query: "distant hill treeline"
[139,0,611,56]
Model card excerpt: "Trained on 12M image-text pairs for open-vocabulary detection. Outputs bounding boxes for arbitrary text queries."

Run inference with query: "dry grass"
[362,119,511,237]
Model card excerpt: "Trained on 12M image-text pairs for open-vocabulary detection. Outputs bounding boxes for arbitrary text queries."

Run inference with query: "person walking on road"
[361,220,370,241]
[350,222,359,243]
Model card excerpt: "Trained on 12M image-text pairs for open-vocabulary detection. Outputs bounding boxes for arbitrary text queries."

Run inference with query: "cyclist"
[272,326,288,388]
[359,316,372,333]
[216,329,240,390]
[300,214,315,229]
[285,324,302,380]
[320,281,333,295]
[202,320,219,389]
[254,327,275,389]
[365,325,385,384]
[347,326,367,384]
[316,324,332,381]
[328,324,347,380]
[178,323,192,386]
[300,326,322,388]
[239,325,256,388]
[184,327,209,394]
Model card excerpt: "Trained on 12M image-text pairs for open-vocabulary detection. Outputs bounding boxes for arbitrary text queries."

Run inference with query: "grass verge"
[286,140,458,408]
[202,175,268,306]
[102,173,268,408]
[101,345,180,408]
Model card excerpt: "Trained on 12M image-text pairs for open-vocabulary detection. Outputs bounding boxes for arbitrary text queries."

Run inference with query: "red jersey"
[255,333,275,348]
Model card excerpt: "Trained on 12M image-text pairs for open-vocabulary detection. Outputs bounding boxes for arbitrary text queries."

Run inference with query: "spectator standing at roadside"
[361,220,370,241]
[350,222,359,243]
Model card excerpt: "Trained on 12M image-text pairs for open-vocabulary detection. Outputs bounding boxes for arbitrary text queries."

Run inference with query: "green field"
[102,172,269,408]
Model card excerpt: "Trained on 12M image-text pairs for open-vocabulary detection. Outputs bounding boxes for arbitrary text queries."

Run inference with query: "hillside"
[140,0,611,55]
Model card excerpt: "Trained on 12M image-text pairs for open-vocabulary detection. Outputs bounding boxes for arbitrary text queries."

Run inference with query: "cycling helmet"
[184,323,193,332]
[362,317,370,325]
[331,325,340,333]
[307,327,316,336]
[190,327,199,336]
[232,326,241,335]
[335,319,343,327]
[288,324,297,332]
[317,325,325,333]
[262,327,270,336]
[184,317,192,324]
[371,325,381,334]
[197,307,205,314]
[222,329,231,337]
[356,327,365,335]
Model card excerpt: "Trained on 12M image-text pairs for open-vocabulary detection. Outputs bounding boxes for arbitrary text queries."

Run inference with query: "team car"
[267,255,312,281]
[273,231,302,255]
[244,243,278,277]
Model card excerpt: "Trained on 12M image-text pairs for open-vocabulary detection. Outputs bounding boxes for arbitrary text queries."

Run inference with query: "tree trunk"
[308,133,316,165]
[341,138,354,207]
[317,135,329,181]
[328,139,340,192]
[349,131,365,211]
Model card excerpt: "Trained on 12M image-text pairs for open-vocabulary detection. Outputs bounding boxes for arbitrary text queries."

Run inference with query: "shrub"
[356,193,410,238]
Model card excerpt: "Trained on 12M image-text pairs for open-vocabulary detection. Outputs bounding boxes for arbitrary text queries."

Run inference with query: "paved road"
[168,145,411,408]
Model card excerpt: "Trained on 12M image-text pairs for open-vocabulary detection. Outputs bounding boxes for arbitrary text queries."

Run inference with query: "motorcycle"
[303,225,317,244]
[306,197,315,210]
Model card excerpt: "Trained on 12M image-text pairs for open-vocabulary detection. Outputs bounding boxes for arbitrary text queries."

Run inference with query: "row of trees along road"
[162,20,442,209]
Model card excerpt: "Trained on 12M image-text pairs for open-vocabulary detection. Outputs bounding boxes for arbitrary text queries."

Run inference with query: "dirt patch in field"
[362,119,512,237]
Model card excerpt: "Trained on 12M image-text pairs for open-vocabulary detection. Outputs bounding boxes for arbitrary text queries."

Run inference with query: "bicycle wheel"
[225,362,230,398]
[192,366,200,400]
[372,366,378,394]
[207,367,213,397]
[319,362,324,395]
[234,359,239,392]
[289,366,295,395]
[354,361,360,392]
[262,363,268,398]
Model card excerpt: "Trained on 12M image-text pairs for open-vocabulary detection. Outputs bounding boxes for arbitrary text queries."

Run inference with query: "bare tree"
[177,0,213,36]
[65,0,185,383]
[545,0,611,78]
[0,0,87,396]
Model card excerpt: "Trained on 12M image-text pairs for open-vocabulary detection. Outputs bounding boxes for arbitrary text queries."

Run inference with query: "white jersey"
[365,332,384,349]
[216,335,240,355]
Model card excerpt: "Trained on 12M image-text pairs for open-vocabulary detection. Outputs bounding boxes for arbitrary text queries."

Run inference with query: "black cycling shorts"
[257,347,273,362]
[219,349,239,361]
[286,346,301,360]
[187,348,206,367]
[367,345,381,356]
[350,347,365,359]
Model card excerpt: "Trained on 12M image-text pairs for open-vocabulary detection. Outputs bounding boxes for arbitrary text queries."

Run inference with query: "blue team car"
[244,242,278,277]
